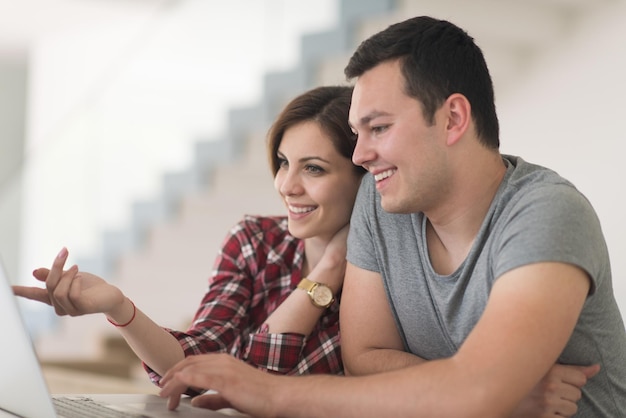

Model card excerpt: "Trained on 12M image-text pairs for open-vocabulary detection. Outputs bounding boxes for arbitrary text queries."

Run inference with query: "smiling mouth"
[373,169,396,182]
[288,205,316,214]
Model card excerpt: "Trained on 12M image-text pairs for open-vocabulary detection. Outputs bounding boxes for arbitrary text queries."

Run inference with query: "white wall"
[17,0,338,287]
[5,0,625,358]
[499,2,626,314]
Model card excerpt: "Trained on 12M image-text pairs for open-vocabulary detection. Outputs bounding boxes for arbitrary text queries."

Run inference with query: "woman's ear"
[445,93,471,146]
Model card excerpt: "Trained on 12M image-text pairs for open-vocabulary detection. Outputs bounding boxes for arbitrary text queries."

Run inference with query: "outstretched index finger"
[12,285,52,305]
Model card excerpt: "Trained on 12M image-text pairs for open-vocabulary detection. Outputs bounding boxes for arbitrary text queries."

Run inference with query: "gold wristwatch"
[297,278,334,309]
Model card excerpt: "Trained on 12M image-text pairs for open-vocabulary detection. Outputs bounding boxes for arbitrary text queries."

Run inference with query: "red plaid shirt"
[145,215,342,386]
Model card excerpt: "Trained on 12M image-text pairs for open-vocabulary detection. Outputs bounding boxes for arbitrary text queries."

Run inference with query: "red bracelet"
[107,299,136,327]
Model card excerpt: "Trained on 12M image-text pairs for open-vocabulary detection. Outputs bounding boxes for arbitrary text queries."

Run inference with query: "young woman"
[13,86,365,387]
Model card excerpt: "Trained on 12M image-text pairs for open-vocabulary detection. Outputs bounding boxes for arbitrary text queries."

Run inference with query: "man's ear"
[445,93,471,146]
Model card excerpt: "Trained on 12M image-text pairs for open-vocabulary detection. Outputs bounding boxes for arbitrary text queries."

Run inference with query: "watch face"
[312,285,333,307]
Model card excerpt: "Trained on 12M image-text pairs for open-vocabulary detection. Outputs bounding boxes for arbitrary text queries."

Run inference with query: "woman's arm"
[243,226,348,374]
[13,247,185,376]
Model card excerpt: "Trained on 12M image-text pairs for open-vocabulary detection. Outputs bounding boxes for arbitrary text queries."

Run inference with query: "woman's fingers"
[45,248,82,316]
[45,247,69,294]
[16,248,112,317]
[32,268,51,282]
[12,285,52,305]
[52,265,83,316]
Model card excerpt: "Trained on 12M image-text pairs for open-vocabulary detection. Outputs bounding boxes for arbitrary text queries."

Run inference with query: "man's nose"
[352,136,374,169]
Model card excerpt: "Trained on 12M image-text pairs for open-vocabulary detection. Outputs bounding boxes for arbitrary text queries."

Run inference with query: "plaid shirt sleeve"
[143,216,343,387]
[244,301,342,375]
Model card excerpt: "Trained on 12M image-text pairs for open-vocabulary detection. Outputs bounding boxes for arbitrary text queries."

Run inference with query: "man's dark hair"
[345,16,500,148]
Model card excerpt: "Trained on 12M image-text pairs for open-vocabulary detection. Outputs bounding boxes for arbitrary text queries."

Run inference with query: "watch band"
[297,277,318,293]
[297,278,334,308]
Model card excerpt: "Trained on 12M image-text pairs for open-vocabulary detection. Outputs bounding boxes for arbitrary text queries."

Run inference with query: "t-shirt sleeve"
[493,183,607,294]
[347,175,380,273]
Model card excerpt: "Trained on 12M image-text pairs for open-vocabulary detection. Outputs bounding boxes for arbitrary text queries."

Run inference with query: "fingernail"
[56,247,68,259]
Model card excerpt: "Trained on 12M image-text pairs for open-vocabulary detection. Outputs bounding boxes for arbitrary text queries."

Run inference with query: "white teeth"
[288,205,315,214]
[374,169,396,182]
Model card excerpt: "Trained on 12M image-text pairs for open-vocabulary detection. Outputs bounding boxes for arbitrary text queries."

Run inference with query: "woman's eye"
[277,158,288,168]
[305,165,324,174]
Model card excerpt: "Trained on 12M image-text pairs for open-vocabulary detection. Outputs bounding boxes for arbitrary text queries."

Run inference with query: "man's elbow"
[341,349,369,376]
[342,346,421,376]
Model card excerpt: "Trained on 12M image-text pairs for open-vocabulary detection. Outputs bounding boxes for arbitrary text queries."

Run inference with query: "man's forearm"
[274,358,512,418]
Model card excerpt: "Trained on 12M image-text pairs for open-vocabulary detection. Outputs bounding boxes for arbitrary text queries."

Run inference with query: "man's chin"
[381,199,401,214]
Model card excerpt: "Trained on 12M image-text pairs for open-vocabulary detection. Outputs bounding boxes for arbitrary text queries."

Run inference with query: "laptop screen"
[0,256,57,418]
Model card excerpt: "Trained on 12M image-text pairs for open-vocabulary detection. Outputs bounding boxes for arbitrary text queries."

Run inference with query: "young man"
[160,16,626,417]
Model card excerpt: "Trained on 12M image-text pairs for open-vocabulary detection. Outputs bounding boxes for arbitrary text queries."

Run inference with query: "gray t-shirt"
[347,155,626,416]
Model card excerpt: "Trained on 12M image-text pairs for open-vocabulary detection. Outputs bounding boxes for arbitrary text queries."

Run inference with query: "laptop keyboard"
[53,396,148,418]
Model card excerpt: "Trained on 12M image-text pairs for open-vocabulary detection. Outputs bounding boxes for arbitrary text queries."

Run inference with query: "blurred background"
[1,0,625,383]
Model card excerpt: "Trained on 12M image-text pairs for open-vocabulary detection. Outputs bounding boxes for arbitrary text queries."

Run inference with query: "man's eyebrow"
[350,110,392,129]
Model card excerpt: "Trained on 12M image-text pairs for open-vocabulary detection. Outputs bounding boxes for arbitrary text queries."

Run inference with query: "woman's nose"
[276,170,303,196]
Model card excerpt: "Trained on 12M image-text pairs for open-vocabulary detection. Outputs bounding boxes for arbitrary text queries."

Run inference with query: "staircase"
[33,0,618,376]
[33,0,396,365]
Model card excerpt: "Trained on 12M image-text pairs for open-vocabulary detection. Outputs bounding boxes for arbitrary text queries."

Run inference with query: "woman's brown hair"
[267,86,366,176]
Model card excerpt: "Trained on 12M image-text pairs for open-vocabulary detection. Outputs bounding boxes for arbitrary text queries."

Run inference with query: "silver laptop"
[0,256,239,418]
